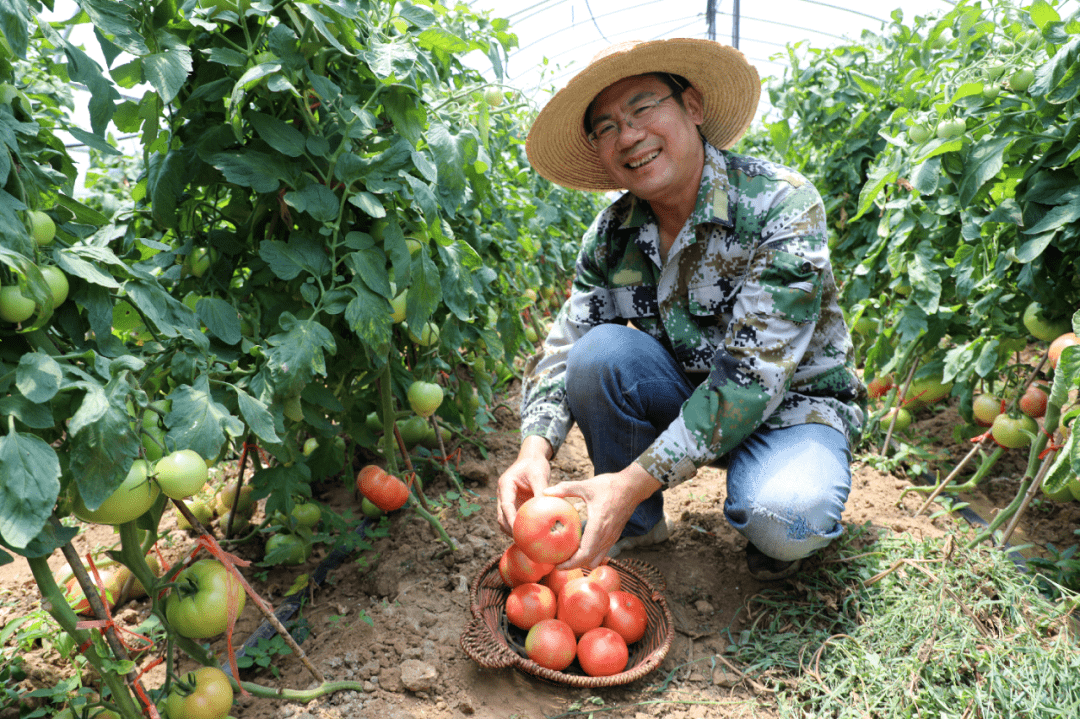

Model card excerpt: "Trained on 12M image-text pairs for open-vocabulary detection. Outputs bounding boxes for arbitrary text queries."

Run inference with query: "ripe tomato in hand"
[505,582,558,630]
[577,627,629,677]
[603,590,648,644]
[166,559,246,639]
[165,666,234,719]
[513,496,581,564]
[525,618,577,671]
[356,465,409,511]
[558,577,609,637]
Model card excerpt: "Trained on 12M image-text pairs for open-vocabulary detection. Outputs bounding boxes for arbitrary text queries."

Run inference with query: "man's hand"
[543,463,662,569]
[496,435,554,537]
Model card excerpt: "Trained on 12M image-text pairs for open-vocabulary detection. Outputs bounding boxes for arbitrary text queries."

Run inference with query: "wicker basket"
[460,554,675,687]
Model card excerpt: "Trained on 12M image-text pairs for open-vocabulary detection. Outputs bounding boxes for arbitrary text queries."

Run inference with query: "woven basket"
[460,554,674,687]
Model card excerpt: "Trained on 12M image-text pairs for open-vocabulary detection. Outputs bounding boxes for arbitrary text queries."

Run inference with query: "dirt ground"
[2,383,1078,719]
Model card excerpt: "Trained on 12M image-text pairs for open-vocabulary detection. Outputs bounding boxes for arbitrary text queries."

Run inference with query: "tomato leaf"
[958,136,1010,206]
[264,314,337,398]
[0,432,61,549]
[196,297,243,345]
[68,378,140,510]
[248,111,306,157]
[1032,37,1080,104]
[142,33,192,105]
[345,280,393,354]
[166,375,244,461]
[284,181,339,222]
[234,388,282,445]
[16,352,62,403]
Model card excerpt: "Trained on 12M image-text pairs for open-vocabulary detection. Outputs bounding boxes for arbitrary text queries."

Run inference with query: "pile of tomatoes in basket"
[499,497,650,676]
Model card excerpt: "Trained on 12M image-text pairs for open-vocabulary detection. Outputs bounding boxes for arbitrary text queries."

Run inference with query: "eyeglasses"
[587,92,678,149]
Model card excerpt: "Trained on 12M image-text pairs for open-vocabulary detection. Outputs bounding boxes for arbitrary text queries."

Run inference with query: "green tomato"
[906,124,930,144]
[265,533,310,566]
[290,503,322,528]
[365,411,383,433]
[1008,69,1035,92]
[484,87,504,107]
[73,460,160,525]
[361,497,384,519]
[165,666,234,719]
[397,416,429,448]
[408,321,440,347]
[302,437,319,456]
[183,248,211,278]
[882,407,912,432]
[407,380,444,418]
[1023,301,1071,342]
[935,119,965,140]
[142,423,167,463]
[155,449,209,499]
[0,285,35,323]
[991,413,1038,449]
[389,291,407,323]
[524,326,539,343]
[27,210,56,246]
[166,559,246,639]
[982,83,1000,101]
[40,266,69,306]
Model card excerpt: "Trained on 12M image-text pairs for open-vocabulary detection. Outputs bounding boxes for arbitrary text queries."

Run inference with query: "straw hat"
[525,38,761,192]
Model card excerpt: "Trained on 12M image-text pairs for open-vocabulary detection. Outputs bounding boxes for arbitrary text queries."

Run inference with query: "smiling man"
[496,39,866,580]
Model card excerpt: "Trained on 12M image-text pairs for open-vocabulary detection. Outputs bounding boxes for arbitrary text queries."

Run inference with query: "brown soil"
[2,383,1078,719]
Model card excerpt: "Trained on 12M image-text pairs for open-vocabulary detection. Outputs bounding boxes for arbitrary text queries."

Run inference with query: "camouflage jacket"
[521,142,866,486]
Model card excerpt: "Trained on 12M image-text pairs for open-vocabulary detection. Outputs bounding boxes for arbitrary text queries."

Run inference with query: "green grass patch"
[731,526,1080,718]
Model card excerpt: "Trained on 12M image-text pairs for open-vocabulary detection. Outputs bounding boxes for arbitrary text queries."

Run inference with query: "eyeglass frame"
[586,89,684,149]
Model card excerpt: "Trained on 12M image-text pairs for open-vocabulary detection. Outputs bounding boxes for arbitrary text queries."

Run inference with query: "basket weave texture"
[460,554,675,687]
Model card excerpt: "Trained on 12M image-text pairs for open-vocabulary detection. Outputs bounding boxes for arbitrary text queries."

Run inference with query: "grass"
[729,525,1080,718]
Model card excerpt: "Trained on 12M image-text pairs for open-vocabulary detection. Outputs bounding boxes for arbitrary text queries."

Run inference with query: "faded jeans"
[564,323,851,562]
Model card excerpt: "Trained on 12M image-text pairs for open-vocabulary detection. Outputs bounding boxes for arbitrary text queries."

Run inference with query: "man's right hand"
[496,435,554,537]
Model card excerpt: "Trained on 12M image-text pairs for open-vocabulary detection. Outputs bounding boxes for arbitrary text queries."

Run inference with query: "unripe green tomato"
[303,437,319,456]
[361,497,383,518]
[1009,69,1035,92]
[183,248,211,278]
[982,83,1000,101]
[0,285,35,323]
[409,321,440,347]
[40,266,69,306]
[484,87,504,107]
[936,119,965,140]
[27,210,56,246]
[389,291,407,323]
[882,407,912,432]
[907,125,930,144]
[73,460,159,525]
[525,326,539,343]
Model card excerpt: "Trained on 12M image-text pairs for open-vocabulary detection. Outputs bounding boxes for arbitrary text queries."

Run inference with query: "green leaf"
[265,314,337,397]
[0,0,31,59]
[235,387,282,445]
[124,279,209,349]
[958,136,1010,206]
[1022,196,1080,234]
[142,34,192,105]
[259,235,332,281]
[0,432,61,549]
[382,86,426,147]
[65,125,120,156]
[284,182,339,222]
[197,297,243,345]
[427,123,472,212]
[248,111,306,157]
[364,39,418,79]
[205,47,247,67]
[852,159,898,221]
[208,151,297,193]
[1032,37,1080,104]
[16,353,62,403]
[398,3,437,28]
[949,82,986,103]
[1028,1,1060,31]
[913,136,965,164]
[911,156,941,195]
[345,281,393,354]
[346,191,386,218]
[80,0,149,55]
[148,149,188,229]
[69,378,140,510]
[1043,428,1076,495]
[344,247,391,297]
[295,3,350,55]
[0,395,54,429]
[405,252,442,331]
[55,193,110,226]
[166,376,244,461]
[1014,232,1055,263]
[417,28,469,54]
[437,240,482,321]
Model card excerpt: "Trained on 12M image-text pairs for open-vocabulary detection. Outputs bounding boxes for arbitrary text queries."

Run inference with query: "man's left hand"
[542,463,662,569]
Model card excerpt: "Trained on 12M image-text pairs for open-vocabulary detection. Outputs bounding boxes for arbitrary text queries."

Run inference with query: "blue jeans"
[565,323,851,562]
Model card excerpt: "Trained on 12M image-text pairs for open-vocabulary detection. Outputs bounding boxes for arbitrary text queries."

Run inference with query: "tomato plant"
[166,559,247,639]
[164,666,233,719]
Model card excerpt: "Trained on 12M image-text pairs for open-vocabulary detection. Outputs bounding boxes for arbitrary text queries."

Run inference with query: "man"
[497,39,865,580]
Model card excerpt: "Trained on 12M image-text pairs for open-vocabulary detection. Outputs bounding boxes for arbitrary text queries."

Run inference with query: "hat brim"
[525,39,761,192]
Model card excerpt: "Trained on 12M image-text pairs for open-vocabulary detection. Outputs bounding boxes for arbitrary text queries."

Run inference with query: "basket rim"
[462,552,675,687]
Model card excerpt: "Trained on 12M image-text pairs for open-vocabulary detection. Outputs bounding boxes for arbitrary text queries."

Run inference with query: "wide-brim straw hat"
[525,38,761,192]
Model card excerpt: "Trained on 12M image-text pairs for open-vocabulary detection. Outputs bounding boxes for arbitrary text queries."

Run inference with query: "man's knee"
[732,483,847,561]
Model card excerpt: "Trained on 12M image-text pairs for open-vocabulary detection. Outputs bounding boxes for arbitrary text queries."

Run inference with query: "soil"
[2,382,1078,719]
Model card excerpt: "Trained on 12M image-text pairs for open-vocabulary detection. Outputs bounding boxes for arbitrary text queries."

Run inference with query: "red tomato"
[972,393,1003,427]
[513,496,581,565]
[866,375,893,399]
[586,565,621,593]
[356,465,409,511]
[524,619,577,671]
[577,627,629,677]
[505,582,557,630]
[603,590,648,644]
[541,567,584,597]
[1019,384,1048,419]
[499,544,553,587]
[557,577,609,637]
[1048,332,1079,369]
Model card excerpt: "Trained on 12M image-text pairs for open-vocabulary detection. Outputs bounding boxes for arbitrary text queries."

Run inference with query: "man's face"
[588,74,705,204]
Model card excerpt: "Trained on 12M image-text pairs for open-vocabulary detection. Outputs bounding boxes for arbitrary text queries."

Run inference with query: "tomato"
[557,577,609,637]
[265,533,310,566]
[586,565,621,593]
[1048,333,1079,369]
[407,380,443,418]
[982,83,1000,101]
[866,375,893,399]
[166,559,247,638]
[1019,384,1048,419]
[499,544,553,587]
[524,326,539,343]
[27,209,55,246]
[356,465,409,511]
[513,496,582,565]
[389,291,407,323]
[576,627,629,677]
[603,590,648,644]
[0,285,35,323]
[881,407,911,432]
[360,497,384,518]
[483,87,504,107]
[176,497,215,530]
[183,248,212,278]
[397,416,429,448]
[155,450,210,499]
[524,618,577,671]
[407,321,440,347]
[215,484,255,517]
[505,582,558,630]
[972,393,1003,427]
[541,567,584,597]
[302,437,319,456]
[906,125,929,143]
[990,413,1038,449]
[903,374,952,408]
[935,119,965,139]
[1022,302,1070,342]
[165,666,234,719]
[73,460,160,525]
[40,266,69,306]
[290,503,321,528]
[1008,69,1035,92]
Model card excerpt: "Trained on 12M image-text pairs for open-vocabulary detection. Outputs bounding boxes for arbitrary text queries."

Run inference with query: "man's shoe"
[607,512,674,558]
[745,543,802,581]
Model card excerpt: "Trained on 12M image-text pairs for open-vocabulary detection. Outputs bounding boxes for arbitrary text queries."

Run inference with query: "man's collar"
[618,141,734,231]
